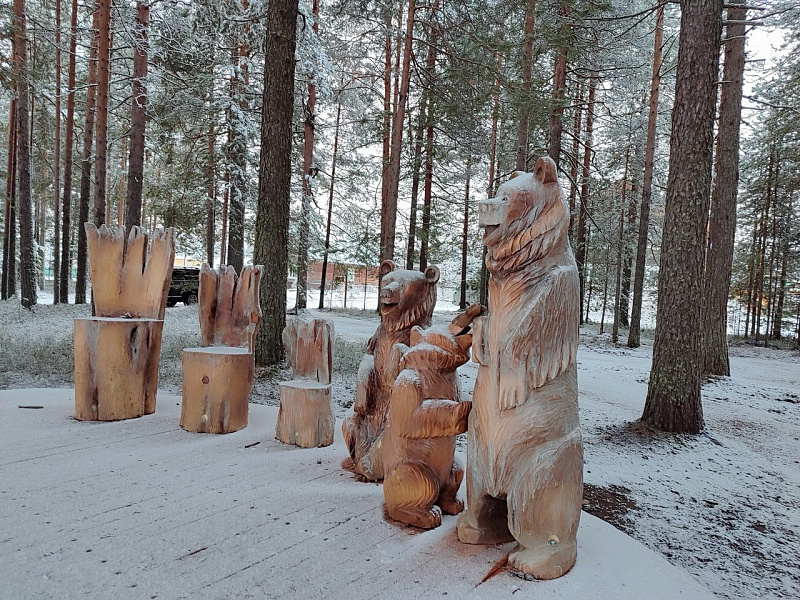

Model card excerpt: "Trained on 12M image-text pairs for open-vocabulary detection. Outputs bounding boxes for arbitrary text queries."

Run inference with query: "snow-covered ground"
[1,299,798,598]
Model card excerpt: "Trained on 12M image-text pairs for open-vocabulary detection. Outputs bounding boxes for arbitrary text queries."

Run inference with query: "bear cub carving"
[382,304,482,529]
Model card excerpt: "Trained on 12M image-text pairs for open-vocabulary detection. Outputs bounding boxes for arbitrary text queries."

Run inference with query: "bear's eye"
[507,193,531,222]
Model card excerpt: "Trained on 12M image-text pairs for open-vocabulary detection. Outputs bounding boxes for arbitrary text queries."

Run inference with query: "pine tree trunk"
[628,1,664,348]
[743,220,758,338]
[296,0,319,311]
[754,151,775,342]
[619,172,637,327]
[701,4,746,374]
[227,0,250,273]
[53,0,62,303]
[418,8,438,272]
[59,0,78,302]
[124,1,149,230]
[206,123,215,266]
[319,100,341,309]
[382,0,417,265]
[13,0,36,308]
[459,156,471,309]
[75,4,99,304]
[379,9,392,261]
[568,80,583,242]
[642,0,723,434]
[515,0,536,171]
[480,51,502,306]
[764,212,778,342]
[612,146,630,343]
[406,103,425,269]
[2,100,16,301]
[93,0,111,227]
[253,0,299,365]
[772,196,791,339]
[547,2,569,169]
[575,75,596,323]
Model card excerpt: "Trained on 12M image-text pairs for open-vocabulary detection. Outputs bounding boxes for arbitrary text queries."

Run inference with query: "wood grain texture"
[74,317,163,420]
[85,223,175,319]
[275,381,334,448]
[198,263,264,351]
[275,314,335,447]
[382,306,481,529]
[180,348,253,434]
[457,157,583,580]
[181,263,263,434]
[282,311,334,384]
[342,261,439,480]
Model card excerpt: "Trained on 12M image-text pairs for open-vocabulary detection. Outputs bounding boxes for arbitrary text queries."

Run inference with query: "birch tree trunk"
[643,0,723,434]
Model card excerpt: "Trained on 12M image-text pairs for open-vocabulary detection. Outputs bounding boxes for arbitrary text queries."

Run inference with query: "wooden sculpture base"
[180,347,254,434]
[74,317,164,421]
[276,381,334,448]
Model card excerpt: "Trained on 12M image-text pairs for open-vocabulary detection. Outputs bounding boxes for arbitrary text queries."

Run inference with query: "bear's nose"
[380,282,398,297]
[478,196,508,227]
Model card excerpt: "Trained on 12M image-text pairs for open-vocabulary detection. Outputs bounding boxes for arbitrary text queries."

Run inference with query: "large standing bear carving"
[456,156,583,580]
[342,260,440,481]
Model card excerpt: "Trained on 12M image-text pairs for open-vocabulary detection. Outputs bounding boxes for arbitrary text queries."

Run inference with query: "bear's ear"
[534,156,557,184]
[424,265,440,284]
[379,260,396,276]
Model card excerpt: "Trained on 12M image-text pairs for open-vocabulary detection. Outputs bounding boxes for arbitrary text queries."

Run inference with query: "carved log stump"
[180,347,253,434]
[74,317,163,421]
[275,381,334,448]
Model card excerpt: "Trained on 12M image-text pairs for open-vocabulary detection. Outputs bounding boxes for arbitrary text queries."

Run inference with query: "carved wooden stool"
[275,312,335,448]
[74,225,175,421]
[180,264,262,434]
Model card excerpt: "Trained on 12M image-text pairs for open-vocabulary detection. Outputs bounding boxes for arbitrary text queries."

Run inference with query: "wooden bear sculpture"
[342,260,440,481]
[457,157,583,580]
[382,305,482,529]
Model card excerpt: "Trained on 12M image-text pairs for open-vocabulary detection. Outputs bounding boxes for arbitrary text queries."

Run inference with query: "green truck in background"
[167,267,200,307]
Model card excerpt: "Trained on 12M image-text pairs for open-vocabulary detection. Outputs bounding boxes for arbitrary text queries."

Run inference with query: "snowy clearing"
[1,299,798,598]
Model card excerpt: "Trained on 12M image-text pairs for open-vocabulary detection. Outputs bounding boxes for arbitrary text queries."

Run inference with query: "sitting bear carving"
[382,304,482,529]
[457,156,583,580]
[342,260,440,481]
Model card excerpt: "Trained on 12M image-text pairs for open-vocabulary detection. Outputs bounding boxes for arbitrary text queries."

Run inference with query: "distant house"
[305,262,378,290]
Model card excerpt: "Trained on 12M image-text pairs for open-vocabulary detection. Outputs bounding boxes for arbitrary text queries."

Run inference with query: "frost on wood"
[198,263,264,351]
[275,312,335,448]
[281,310,334,385]
[342,261,440,480]
[457,157,583,580]
[181,263,264,434]
[74,317,162,420]
[85,223,176,319]
[382,304,482,529]
[73,224,176,421]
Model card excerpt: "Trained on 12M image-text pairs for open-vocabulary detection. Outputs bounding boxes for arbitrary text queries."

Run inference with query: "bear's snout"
[478,196,508,228]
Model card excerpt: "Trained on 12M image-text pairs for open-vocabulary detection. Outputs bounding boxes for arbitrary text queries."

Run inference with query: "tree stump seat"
[275,312,335,448]
[275,380,334,448]
[180,346,254,434]
[74,317,163,421]
[179,264,263,434]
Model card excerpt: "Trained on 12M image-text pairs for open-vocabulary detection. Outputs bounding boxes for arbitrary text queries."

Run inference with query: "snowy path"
[0,389,715,600]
